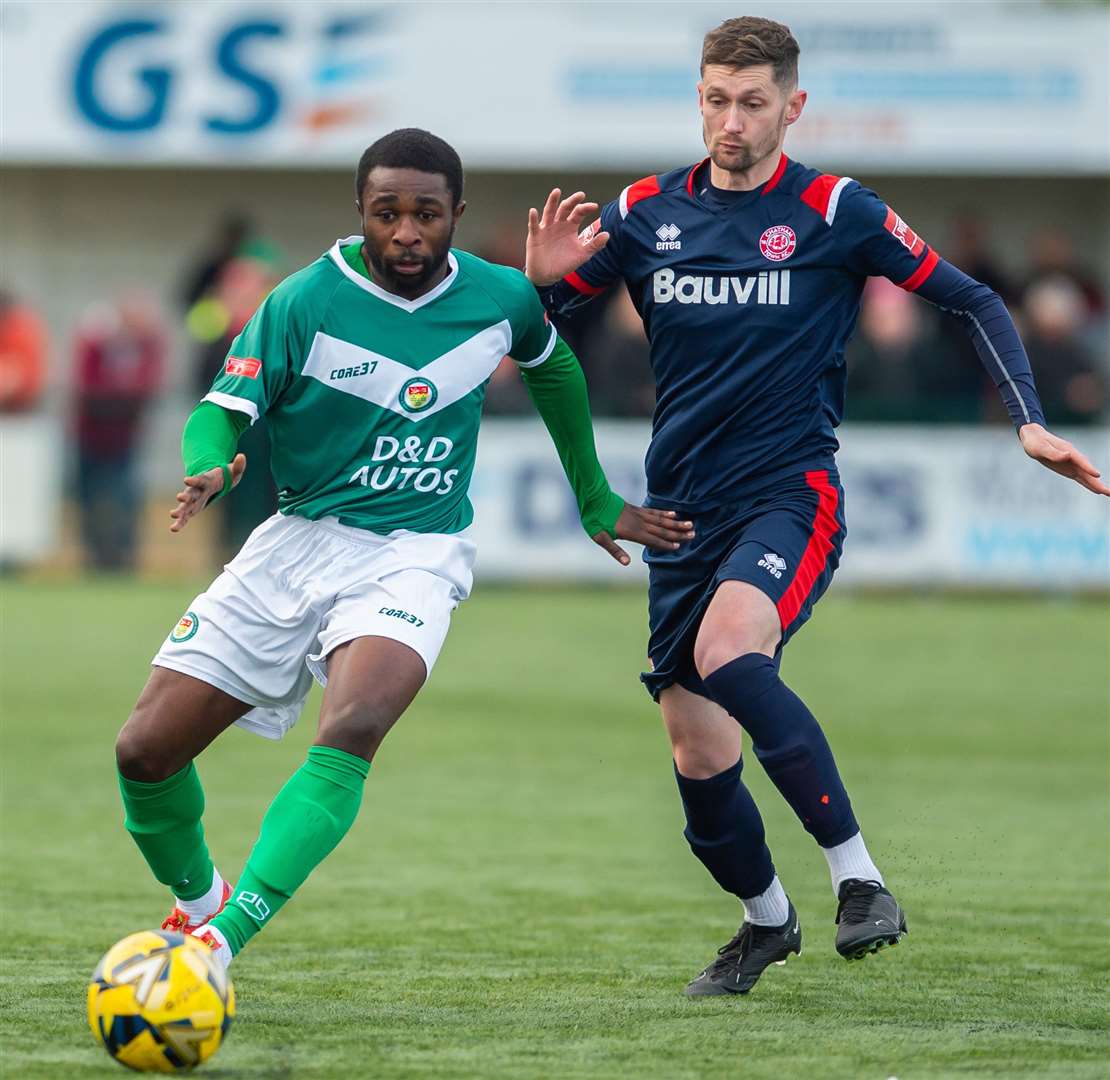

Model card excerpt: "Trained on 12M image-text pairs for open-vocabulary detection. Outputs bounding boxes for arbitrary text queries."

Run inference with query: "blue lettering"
[966,525,1108,570]
[513,463,580,536]
[73,19,170,132]
[205,22,284,134]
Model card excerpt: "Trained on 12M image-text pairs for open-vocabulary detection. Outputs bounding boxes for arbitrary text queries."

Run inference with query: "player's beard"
[708,109,787,176]
[364,230,455,297]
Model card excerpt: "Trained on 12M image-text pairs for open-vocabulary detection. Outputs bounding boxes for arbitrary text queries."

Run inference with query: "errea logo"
[655,223,682,251]
[758,552,787,579]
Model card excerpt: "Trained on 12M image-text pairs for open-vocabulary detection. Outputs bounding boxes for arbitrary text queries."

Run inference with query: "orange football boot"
[162,879,233,934]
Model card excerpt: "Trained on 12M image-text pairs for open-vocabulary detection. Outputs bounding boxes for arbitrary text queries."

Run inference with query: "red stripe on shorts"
[776,470,840,629]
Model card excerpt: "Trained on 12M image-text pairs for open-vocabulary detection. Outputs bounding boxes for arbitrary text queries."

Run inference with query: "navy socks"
[703,653,859,848]
[673,756,776,900]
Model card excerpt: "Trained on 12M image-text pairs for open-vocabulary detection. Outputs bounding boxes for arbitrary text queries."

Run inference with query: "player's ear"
[453,199,467,224]
[784,89,807,126]
[696,81,705,111]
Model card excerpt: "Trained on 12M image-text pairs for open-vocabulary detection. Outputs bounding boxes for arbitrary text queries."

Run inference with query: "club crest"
[759,225,796,263]
[399,377,438,413]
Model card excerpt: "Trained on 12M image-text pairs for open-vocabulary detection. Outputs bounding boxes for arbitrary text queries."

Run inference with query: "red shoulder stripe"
[799,174,842,219]
[619,174,662,218]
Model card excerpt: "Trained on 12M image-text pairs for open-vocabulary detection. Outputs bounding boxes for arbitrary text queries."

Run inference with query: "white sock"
[741,875,790,927]
[191,924,231,969]
[175,869,225,922]
[823,832,883,895]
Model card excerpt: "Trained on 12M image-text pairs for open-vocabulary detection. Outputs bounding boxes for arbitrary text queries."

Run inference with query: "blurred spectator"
[477,219,525,271]
[580,289,655,417]
[73,294,166,572]
[181,212,254,315]
[0,290,47,413]
[1015,276,1106,426]
[847,278,984,422]
[934,216,1017,382]
[1022,229,1105,318]
[946,215,1016,304]
[483,355,533,415]
[181,233,283,559]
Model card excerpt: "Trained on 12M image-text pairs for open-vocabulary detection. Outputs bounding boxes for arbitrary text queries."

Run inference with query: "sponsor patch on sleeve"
[225,356,262,379]
[883,207,925,257]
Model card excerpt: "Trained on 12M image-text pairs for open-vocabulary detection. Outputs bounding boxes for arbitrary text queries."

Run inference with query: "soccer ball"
[87,929,234,1072]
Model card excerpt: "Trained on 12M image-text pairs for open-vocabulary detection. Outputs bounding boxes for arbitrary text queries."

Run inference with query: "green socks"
[209,745,370,955]
[118,762,214,901]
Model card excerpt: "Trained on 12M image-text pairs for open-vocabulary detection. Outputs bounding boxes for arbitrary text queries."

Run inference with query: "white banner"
[1,1,1106,172]
[0,416,64,562]
[469,421,1110,589]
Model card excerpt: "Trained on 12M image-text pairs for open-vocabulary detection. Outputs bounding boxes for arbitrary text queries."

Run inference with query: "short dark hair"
[355,128,464,207]
[701,17,799,90]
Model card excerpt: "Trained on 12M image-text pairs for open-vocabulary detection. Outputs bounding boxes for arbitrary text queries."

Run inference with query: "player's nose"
[392,218,421,246]
[723,107,745,132]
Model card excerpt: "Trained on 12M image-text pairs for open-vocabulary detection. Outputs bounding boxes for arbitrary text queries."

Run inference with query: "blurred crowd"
[0,212,1105,573]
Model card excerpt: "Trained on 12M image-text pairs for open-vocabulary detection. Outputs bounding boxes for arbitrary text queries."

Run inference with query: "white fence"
[2,416,1106,588]
[469,421,1110,588]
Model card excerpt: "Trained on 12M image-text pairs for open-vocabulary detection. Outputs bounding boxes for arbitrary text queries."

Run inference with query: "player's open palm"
[592,504,695,566]
[169,453,247,532]
[526,188,610,286]
[1019,424,1110,496]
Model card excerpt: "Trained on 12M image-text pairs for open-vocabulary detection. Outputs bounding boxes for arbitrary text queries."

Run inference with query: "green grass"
[1,581,1108,1079]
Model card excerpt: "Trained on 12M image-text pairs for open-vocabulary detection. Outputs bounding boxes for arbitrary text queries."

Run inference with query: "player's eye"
[418,211,438,222]
[376,211,396,222]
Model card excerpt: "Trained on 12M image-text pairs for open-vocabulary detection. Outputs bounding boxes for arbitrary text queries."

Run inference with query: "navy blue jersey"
[541,155,1045,510]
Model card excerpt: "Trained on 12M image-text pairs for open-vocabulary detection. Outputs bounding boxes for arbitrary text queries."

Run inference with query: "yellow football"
[87,929,234,1072]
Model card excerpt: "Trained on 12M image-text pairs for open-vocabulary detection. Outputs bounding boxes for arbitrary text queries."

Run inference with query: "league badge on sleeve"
[170,612,200,643]
[883,207,925,256]
[759,225,797,262]
[225,356,262,379]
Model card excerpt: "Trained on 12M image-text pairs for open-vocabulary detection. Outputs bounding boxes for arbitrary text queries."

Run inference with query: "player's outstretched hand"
[525,188,610,286]
[591,504,695,566]
[1019,423,1110,496]
[169,453,247,533]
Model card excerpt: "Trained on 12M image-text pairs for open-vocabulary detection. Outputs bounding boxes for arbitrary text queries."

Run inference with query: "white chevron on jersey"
[301,324,511,423]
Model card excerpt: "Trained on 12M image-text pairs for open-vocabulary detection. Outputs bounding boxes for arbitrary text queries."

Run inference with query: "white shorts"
[153,513,475,740]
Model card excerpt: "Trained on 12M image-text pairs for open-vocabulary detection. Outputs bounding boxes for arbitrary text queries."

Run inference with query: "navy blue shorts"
[641,467,846,701]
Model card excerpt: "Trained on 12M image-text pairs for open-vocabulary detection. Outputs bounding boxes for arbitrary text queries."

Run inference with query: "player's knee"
[693,626,777,682]
[115,717,184,783]
[693,635,756,681]
[671,737,736,780]
[317,698,398,760]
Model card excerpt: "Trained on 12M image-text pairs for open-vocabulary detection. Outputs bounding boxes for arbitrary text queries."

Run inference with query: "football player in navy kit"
[525,16,1109,996]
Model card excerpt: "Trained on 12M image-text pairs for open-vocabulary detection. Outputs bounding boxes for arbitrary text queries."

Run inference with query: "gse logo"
[72,12,387,135]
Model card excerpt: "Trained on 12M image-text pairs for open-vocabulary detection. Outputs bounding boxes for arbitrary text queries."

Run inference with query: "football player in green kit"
[113,129,693,968]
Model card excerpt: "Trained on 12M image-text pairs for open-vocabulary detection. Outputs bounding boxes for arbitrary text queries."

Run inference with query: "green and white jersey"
[205,238,557,534]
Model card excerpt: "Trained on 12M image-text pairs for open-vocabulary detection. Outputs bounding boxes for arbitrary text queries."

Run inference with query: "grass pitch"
[1,580,1107,1079]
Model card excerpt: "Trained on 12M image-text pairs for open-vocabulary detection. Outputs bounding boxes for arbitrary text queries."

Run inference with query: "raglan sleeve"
[202,275,311,424]
[835,184,1045,430]
[536,196,626,319]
